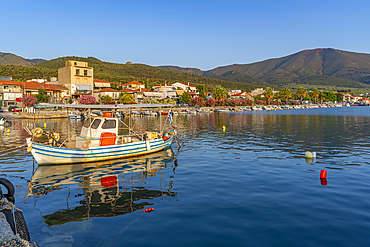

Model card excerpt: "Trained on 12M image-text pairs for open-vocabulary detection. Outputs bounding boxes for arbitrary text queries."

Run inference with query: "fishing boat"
[27,149,176,225]
[143,110,158,116]
[25,103,175,165]
[68,110,82,119]
[0,117,6,126]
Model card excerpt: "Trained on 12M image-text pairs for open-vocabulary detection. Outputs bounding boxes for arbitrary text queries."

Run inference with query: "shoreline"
[0,103,359,119]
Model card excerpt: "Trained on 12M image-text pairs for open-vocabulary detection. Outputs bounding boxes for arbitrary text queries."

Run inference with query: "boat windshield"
[83,118,91,128]
[91,119,101,129]
[102,120,116,129]
[83,118,102,129]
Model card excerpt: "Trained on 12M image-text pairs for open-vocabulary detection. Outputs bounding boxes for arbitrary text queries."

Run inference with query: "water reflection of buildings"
[27,148,177,226]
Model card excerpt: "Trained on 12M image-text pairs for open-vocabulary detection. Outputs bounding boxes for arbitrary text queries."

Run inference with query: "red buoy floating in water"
[320,169,327,179]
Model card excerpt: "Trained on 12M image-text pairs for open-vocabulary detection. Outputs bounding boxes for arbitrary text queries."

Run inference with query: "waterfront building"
[251,88,266,97]
[0,80,23,108]
[171,82,197,93]
[93,79,111,92]
[230,91,253,100]
[58,60,94,98]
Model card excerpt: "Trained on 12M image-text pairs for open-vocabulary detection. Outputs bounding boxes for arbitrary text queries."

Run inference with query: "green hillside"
[4,49,370,91]
[0,64,56,81]
[1,56,261,92]
[0,52,45,66]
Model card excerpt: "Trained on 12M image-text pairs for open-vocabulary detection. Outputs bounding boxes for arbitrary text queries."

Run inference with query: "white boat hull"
[30,136,173,165]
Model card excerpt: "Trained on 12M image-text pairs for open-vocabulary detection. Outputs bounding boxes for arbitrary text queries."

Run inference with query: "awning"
[76,84,93,90]
[144,92,162,97]
[94,82,111,88]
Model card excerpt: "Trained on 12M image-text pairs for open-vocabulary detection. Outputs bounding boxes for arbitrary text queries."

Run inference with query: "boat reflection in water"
[27,148,177,226]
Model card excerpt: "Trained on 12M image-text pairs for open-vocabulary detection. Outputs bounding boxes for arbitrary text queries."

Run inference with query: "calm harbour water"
[1,106,370,246]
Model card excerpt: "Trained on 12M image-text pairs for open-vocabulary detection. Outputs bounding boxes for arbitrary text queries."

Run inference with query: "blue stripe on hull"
[31,136,173,165]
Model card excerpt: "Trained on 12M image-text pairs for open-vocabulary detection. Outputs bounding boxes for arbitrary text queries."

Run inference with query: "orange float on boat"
[100,132,117,146]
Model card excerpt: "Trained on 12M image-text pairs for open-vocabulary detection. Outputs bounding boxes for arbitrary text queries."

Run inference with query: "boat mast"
[89,108,92,141]
[159,107,162,134]
[129,107,131,135]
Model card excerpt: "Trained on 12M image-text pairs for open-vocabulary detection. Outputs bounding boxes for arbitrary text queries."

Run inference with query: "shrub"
[22,95,37,107]
[206,98,216,107]
[189,97,206,107]
[78,95,97,104]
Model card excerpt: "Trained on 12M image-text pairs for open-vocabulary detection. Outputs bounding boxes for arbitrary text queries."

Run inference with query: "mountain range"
[2,48,370,90]
[160,48,370,89]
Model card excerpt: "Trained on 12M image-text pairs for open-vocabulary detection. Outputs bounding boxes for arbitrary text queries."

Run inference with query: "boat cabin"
[76,112,159,149]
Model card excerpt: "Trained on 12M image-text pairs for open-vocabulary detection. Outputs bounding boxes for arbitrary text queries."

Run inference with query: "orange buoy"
[320,178,328,186]
[103,112,112,117]
[151,208,155,211]
[320,169,327,179]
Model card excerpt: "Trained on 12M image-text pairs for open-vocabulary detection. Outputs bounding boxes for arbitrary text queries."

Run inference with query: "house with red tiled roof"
[342,94,361,103]
[93,79,111,91]
[0,80,69,108]
[359,98,370,105]
[171,82,196,92]
[230,92,253,100]
[23,82,68,103]
[93,87,149,103]
[151,83,179,99]
[94,88,123,102]
[130,88,151,103]
[0,80,23,108]
[152,83,176,92]
[187,91,199,99]
[122,81,145,90]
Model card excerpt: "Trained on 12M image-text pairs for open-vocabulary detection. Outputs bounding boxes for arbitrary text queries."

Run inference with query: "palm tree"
[311,88,319,104]
[274,92,281,106]
[279,87,291,105]
[318,92,326,105]
[212,86,228,101]
[297,86,306,104]
[264,87,274,105]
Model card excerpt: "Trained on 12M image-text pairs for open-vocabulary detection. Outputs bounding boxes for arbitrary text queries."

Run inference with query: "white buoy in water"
[305,151,313,158]
[312,152,316,158]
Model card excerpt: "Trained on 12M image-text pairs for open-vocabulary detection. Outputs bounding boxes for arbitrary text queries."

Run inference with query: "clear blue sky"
[1,0,369,70]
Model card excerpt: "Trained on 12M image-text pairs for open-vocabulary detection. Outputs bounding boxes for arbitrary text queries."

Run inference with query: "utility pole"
[43,71,46,103]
